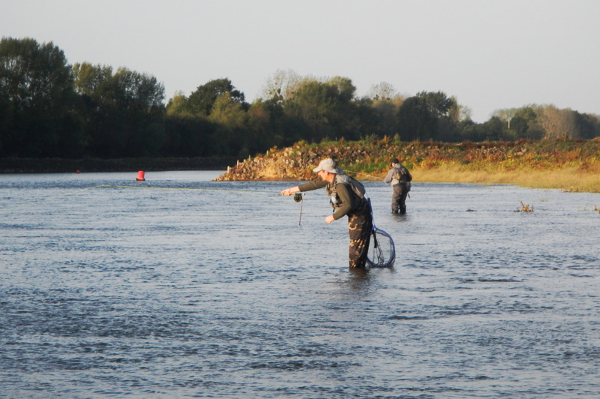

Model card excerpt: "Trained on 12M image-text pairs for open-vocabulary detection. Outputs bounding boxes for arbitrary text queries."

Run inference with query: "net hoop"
[366,226,396,268]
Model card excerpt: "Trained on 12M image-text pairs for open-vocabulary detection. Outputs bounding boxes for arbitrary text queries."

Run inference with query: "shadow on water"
[345,266,374,292]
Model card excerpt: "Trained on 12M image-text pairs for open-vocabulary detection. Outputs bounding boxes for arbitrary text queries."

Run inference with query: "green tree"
[396,96,437,141]
[512,106,543,139]
[209,92,248,157]
[416,91,456,118]
[72,62,112,96]
[185,78,246,117]
[165,91,189,116]
[282,77,362,142]
[458,117,505,142]
[246,99,281,151]
[370,97,404,137]
[575,112,600,139]
[397,91,460,142]
[327,76,356,102]
[73,63,165,157]
[163,114,217,157]
[283,79,333,142]
[164,79,247,157]
[0,76,13,155]
[0,37,82,157]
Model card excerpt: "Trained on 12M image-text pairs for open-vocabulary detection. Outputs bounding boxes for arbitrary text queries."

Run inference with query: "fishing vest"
[327,174,367,211]
[394,165,412,183]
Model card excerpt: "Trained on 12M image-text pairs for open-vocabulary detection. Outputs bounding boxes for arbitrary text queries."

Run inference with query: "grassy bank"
[348,138,600,193]
[217,138,600,193]
[399,165,600,193]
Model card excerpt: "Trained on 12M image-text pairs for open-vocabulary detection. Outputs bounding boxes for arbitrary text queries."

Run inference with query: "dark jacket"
[298,176,367,221]
[384,164,412,185]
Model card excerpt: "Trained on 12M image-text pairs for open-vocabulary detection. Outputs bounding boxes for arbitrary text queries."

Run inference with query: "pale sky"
[2,0,599,122]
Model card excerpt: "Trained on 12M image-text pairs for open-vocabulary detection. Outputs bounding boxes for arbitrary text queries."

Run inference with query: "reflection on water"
[1,171,599,398]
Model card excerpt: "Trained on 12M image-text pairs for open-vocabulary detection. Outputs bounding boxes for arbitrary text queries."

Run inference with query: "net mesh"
[366,227,396,268]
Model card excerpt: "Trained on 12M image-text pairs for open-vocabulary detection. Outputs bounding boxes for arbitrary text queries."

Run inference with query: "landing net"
[365,198,396,268]
[366,226,396,268]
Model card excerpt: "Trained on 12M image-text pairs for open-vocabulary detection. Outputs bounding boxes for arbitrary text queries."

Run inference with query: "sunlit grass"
[410,165,600,193]
[341,139,600,193]
[225,138,600,193]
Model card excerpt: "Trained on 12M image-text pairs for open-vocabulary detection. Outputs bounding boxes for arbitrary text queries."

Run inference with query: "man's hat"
[313,158,340,174]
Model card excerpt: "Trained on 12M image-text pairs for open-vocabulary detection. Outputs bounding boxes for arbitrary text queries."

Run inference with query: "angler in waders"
[383,158,412,214]
[280,158,372,268]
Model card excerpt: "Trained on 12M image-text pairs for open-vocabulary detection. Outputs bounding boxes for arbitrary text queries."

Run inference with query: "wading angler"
[281,158,373,268]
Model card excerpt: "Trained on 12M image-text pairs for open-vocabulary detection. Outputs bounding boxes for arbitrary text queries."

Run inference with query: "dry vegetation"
[216,138,600,193]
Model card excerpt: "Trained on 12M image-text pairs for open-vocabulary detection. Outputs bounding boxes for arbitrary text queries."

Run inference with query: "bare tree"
[367,81,399,101]
[492,108,518,128]
[260,69,302,103]
[538,105,579,139]
[459,104,473,122]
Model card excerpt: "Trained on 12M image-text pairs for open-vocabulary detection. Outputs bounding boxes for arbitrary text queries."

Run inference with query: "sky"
[2,0,600,123]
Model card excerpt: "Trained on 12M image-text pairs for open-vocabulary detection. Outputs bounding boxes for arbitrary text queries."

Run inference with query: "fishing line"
[293,192,305,225]
[0,184,112,214]
[100,184,280,198]
[283,194,396,267]
[359,172,412,198]
[0,183,281,214]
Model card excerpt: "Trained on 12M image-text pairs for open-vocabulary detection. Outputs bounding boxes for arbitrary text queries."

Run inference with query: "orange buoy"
[136,171,145,181]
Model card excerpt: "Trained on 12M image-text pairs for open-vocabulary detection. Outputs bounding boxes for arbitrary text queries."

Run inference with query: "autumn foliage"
[216,138,600,193]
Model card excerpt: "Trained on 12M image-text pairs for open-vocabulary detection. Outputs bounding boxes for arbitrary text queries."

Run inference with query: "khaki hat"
[312,158,340,174]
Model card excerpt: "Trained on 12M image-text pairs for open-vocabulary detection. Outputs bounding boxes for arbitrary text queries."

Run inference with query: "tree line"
[2,37,600,160]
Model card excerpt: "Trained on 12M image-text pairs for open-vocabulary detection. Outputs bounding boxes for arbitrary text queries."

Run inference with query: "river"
[1,171,599,398]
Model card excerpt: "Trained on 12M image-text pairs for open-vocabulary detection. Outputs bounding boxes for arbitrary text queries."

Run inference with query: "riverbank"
[403,166,600,193]
[214,139,600,193]
[3,139,599,193]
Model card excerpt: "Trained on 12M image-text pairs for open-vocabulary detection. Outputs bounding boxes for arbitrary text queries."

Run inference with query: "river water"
[1,171,599,398]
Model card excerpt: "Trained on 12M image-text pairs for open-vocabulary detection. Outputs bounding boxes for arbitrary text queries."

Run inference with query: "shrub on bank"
[216,138,600,193]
